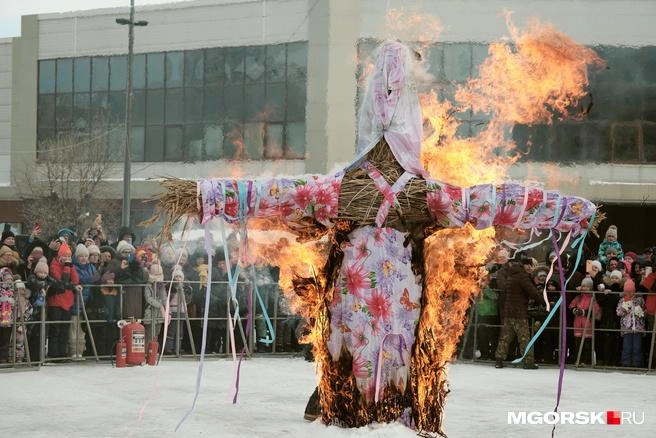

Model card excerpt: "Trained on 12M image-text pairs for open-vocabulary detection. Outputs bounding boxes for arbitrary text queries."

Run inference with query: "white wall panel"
[38,0,309,59]
[0,40,11,184]
[360,0,656,45]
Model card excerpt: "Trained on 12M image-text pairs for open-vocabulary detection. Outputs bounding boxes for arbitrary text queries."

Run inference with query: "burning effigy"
[150,17,605,437]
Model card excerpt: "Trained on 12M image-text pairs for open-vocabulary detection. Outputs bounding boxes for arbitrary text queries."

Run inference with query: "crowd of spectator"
[476,224,655,370]
[0,216,301,365]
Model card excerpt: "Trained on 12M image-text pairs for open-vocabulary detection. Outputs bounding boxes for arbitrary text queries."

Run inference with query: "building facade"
[1,0,655,247]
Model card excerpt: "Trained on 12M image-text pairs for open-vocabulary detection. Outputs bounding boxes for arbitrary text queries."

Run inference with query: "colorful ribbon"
[175,222,215,431]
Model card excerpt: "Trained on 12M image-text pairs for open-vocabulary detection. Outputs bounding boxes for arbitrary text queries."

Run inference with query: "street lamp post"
[116,0,148,227]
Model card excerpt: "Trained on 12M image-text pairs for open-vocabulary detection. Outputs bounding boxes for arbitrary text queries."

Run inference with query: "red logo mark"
[606,411,621,425]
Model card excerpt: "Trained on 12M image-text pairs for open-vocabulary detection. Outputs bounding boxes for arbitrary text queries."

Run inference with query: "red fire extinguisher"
[147,339,159,366]
[115,338,127,368]
[116,318,146,366]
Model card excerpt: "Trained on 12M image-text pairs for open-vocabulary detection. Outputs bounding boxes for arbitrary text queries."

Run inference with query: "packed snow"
[5,357,655,437]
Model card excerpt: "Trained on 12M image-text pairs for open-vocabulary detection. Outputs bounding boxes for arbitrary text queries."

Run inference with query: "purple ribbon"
[550,232,567,438]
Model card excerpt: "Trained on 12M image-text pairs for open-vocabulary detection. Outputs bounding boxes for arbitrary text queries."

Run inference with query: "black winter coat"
[502,265,544,319]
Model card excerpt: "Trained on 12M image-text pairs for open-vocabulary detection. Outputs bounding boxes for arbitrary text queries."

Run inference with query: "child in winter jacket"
[616,279,645,367]
[0,267,15,363]
[569,276,601,364]
[597,225,624,265]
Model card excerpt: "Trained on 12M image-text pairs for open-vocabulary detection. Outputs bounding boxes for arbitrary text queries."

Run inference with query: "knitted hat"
[0,267,13,279]
[34,259,49,275]
[591,260,602,272]
[58,242,72,258]
[99,245,117,258]
[87,244,101,256]
[605,246,618,255]
[610,270,622,280]
[57,228,76,239]
[625,251,638,261]
[172,265,184,281]
[605,225,618,239]
[623,278,636,293]
[29,246,45,257]
[75,243,89,258]
[580,276,594,289]
[116,240,136,255]
[1,229,15,243]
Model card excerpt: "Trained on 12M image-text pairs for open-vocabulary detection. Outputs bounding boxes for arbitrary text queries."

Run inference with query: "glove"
[573,308,584,316]
[621,301,632,312]
[634,306,644,318]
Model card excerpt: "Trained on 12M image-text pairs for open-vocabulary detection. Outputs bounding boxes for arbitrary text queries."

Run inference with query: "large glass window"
[37,41,308,162]
[91,57,109,91]
[74,57,90,92]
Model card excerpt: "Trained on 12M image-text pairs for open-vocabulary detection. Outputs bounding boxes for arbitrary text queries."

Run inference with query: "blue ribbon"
[511,209,595,365]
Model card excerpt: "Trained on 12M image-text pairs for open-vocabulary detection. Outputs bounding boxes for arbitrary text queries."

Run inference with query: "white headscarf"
[349,40,428,178]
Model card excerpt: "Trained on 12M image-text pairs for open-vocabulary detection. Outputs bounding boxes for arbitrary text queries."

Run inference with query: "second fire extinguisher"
[115,338,127,368]
[146,339,159,366]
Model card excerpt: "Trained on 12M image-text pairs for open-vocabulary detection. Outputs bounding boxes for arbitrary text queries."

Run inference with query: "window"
[37,41,309,161]
[166,52,184,88]
[91,57,109,91]
[110,56,127,91]
[56,59,73,93]
[147,53,165,89]
[74,57,90,92]
[39,60,56,93]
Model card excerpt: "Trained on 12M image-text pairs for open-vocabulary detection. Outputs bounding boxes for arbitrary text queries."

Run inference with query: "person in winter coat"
[71,244,97,359]
[206,251,230,354]
[143,262,167,346]
[616,279,645,367]
[595,268,622,366]
[0,267,15,363]
[115,240,148,320]
[47,242,81,361]
[569,276,601,365]
[25,259,51,361]
[494,257,544,369]
[165,266,192,354]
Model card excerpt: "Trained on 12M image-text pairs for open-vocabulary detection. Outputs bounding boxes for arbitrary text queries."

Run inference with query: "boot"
[495,359,504,369]
[304,387,320,421]
[523,362,539,370]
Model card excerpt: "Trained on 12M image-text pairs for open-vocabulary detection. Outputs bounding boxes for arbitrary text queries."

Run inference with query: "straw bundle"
[338,140,430,229]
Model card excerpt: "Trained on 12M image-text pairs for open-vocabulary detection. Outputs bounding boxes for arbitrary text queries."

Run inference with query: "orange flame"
[410,14,603,433]
[456,14,605,126]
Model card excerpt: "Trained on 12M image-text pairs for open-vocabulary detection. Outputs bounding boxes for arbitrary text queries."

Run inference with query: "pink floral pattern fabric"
[326,226,421,401]
[425,181,596,236]
[198,173,342,226]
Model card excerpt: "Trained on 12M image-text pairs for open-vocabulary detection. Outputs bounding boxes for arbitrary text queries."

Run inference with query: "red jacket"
[47,259,79,311]
[640,273,656,316]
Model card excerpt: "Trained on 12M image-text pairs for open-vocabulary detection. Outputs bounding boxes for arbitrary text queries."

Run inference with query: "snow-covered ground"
[5,357,655,437]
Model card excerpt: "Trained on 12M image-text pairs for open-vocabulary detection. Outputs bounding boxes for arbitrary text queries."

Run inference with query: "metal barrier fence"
[459,288,656,372]
[1,281,654,372]
[0,280,305,369]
